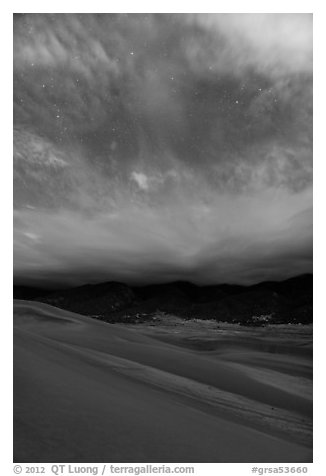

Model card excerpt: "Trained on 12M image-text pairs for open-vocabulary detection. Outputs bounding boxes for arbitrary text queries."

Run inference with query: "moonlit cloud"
[13,13,312,286]
[131,172,150,191]
[187,14,312,77]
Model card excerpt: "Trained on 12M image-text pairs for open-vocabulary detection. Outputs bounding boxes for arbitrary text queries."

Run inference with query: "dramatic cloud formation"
[13,13,312,287]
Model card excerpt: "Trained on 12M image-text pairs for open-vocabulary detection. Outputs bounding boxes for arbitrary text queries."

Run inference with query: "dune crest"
[14,301,312,463]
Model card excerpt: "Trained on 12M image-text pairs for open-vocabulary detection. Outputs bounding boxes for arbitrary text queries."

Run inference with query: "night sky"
[13,13,313,287]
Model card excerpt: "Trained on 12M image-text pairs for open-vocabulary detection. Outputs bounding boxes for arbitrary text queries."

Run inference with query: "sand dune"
[14,301,312,463]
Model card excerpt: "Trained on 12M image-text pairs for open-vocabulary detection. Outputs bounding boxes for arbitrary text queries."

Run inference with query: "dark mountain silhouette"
[12,285,55,300]
[13,274,313,325]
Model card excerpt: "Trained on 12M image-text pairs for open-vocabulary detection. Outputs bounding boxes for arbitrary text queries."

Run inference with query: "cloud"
[13,184,312,285]
[131,172,149,191]
[185,14,312,77]
[13,14,313,286]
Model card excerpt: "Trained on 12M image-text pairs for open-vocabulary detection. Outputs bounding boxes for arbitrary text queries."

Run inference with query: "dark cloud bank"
[13,13,313,287]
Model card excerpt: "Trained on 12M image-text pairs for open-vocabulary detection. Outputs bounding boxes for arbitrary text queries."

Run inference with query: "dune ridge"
[14,300,312,463]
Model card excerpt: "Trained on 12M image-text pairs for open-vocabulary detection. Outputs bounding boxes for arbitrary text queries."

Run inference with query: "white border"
[3,3,323,473]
